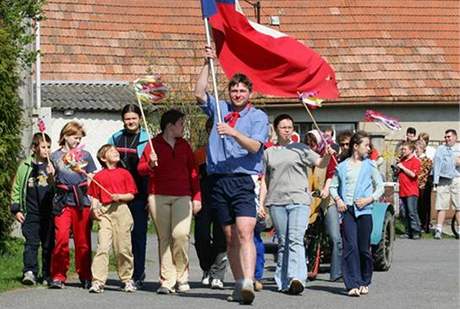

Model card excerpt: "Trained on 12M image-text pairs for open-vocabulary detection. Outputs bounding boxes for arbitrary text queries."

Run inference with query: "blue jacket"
[335,158,384,217]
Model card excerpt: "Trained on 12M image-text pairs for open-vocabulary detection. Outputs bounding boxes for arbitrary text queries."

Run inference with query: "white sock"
[436,224,443,232]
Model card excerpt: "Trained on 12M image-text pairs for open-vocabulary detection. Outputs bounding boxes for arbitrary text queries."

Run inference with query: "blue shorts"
[209,173,257,225]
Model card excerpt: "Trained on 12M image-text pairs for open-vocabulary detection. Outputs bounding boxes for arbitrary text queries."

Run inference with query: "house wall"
[49,111,123,169]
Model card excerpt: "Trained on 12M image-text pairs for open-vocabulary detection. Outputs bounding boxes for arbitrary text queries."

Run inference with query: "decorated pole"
[133,75,168,167]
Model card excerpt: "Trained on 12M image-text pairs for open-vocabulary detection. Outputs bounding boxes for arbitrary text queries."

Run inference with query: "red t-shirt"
[88,167,138,204]
[398,155,421,197]
[137,135,201,201]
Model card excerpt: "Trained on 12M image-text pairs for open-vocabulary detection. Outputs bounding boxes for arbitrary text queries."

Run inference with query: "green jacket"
[10,156,54,214]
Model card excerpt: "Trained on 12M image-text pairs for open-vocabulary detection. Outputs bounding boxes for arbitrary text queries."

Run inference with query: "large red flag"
[205,0,339,99]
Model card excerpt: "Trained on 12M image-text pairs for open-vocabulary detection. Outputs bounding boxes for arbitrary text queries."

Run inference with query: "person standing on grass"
[330,131,384,297]
[138,109,201,295]
[87,145,138,293]
[194,46,269,304]
[10,133,55,286]
[397,141,422,239]
[432,129,460,239]
[108,104,150,288]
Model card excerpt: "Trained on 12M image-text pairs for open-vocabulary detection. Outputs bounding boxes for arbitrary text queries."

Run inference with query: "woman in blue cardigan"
[330,131,384,297]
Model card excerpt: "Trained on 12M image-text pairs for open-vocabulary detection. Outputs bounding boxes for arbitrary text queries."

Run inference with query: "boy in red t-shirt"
[397,142,422,239]
[87,145,138,293]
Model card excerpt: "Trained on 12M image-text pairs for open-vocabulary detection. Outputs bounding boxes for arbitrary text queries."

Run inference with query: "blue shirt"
[201,93,269,175]
[432,143,460,184]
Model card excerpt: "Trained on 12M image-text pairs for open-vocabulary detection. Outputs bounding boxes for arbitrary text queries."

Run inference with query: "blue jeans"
[324,206,342,281]
[254,230,265,280]
[401,196,421,236]
[128,197,148,281]
[270,204,310,291]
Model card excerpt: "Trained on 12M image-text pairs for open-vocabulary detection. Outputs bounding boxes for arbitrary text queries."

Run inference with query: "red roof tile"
[40,0,460,103]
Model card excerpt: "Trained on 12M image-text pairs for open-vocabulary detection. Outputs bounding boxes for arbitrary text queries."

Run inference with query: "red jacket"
[138,135,201,201]
[398,155,421,197]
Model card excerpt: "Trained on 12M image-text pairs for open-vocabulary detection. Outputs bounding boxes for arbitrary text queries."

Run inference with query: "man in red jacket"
[138,109,201,294]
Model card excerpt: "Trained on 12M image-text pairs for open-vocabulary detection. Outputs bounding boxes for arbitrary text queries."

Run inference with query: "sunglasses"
[340,143,349,146]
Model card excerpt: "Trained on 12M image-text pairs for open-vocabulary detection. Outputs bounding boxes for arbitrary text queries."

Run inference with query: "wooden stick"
[81,170,112,196]
[135,95,158,166]
[300,100,339,166]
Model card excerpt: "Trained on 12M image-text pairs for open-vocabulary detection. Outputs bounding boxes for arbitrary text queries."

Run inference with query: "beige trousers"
[91,203,134,284]
[149,194,192,289]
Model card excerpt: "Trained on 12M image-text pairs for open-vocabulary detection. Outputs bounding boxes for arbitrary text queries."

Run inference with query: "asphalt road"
[1,236,458,309]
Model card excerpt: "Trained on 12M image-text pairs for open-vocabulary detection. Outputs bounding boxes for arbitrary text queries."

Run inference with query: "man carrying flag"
[195,46,269,304]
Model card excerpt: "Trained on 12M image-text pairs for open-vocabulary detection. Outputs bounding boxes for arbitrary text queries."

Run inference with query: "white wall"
[49,111,123,169]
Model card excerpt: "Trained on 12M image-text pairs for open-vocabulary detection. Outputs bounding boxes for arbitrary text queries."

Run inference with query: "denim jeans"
[270,204,310,291]
[324,206,342,281]
[401,196,421,236]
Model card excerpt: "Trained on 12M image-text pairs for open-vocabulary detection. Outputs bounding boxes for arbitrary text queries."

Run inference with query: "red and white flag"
[202,0,339,99]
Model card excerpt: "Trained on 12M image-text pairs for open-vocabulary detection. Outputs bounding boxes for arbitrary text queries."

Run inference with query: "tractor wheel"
[373,210,395,271]
[451,218,459,239]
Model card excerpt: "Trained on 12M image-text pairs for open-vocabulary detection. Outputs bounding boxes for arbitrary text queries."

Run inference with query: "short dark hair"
[338,130,353,143]
[406,127,416,135]
[97,144,116,168]
[273,114,294,130]
[228,73,253,93]
[324,127,334,137]
[160,109,185,132]
[121,104,142,119]
[31,132,51,149]
[445,129,457,136]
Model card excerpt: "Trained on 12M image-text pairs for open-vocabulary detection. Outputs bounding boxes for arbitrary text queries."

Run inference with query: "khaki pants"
[149,195,192,289]
[91,203,134,284]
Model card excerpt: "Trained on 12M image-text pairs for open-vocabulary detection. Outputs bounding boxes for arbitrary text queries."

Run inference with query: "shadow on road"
[307,285,346,296]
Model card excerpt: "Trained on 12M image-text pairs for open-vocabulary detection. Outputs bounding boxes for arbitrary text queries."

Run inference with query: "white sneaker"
[22,271,36,285]
[89,281,104,294]
[176,282,190,293]
[211,278,224,289]
[201,272,210,286]
[122,280,137,293]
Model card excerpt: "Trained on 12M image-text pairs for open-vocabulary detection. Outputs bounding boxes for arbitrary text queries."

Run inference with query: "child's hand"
[320,187,330,199]
[336,199,347,213]
[192,200,202,215]
[46,163,55,176]
[355,197,373,209]
[91,208,102,221]
[111,194,122,202]
[149,151,158,168]
[15,212,25,224]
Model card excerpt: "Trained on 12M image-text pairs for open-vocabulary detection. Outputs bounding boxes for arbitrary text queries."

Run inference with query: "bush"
[0,1,44,254]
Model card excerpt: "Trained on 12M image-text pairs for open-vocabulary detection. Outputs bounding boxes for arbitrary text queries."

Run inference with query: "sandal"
[348,288,361,297]
[359,286,369,295]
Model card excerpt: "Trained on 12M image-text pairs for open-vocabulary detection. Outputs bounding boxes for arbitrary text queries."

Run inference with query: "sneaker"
[157,286,174,294]
[211,278,224,290]
[288,278,304,295]
[399,234,410,239]
[89,282,104,294]
[133,273,146,289]
[81,279,91,289]
[201,271,210,286]
[240,279,255,305]
[434,229,442,239]
[122,280,137,293]
[49,280,64,289]
[412,234,421,240]
[254,280,263,292]
[22,271,36,285]
[176,282,190,293]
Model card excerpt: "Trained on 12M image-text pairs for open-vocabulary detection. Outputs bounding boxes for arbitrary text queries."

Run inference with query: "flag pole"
[135,95,158,166]
[204,18,223,124]
[300,100,338,165]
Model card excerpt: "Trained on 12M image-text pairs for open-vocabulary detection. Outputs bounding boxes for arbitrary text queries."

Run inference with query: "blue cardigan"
[108,128,149,158]
[335,158,384,217]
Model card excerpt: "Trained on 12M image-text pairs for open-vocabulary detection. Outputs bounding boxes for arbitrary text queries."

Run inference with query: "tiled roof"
[41,81,138,111]
[40,0,460,103]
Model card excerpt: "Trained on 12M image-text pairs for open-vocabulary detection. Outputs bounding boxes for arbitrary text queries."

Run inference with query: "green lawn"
[0,237,116,293]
